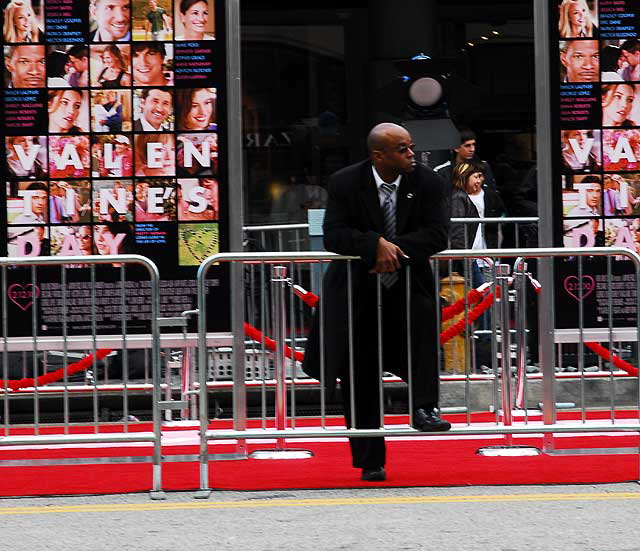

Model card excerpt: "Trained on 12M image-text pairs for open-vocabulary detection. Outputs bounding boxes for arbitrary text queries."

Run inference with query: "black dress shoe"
[412,408,452,432]
[361,466,386,481]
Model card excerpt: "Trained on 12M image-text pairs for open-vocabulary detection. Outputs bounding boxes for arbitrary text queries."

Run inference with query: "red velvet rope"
[441,288,484,322]
[0,349,113,391]
[584,342,639,376]
[244,322,305,362]
[439,292,495,345]
[11,321,627,392]
[244,289,496,361]
[292,286,319,308]
[245,281,639,378]
[297,280,487,323]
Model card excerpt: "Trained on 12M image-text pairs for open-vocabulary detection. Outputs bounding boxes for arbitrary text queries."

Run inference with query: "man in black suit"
[303,123,451,482]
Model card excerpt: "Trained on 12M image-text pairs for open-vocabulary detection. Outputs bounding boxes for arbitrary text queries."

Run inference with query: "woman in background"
[449,160,505,334]
[449,160,505,286]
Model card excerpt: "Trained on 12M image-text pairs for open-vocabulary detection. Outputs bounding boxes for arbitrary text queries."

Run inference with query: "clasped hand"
[369,237,409,273]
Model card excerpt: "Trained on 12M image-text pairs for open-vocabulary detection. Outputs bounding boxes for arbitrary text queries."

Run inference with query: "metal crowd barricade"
[448,216,540,247]
[437,246,640,430]
[439,216,538,377]
[195,248,640,495]
[244,217,539,378]
[243,224,316,332]
[243,218,539,250]
[243,223,311,253]
[0,254,165,498]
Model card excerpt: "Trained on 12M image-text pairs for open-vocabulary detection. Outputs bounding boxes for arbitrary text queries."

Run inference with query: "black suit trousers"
[338,276,439,469]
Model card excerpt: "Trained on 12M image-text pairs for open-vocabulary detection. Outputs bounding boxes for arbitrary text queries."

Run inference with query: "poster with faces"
[0,0,226,335]
[554,0,640,327]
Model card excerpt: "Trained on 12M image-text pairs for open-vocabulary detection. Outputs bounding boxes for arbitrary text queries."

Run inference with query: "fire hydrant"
[439,272,468,374]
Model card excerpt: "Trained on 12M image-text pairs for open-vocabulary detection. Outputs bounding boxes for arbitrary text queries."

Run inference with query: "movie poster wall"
[552,0,640,327]
[1,0,229,335]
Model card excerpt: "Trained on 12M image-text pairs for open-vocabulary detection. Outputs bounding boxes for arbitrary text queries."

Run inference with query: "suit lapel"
[396,174,414,235]
[360,165,384,232]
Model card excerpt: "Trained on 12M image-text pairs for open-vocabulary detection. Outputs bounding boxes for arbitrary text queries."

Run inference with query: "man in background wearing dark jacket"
[434,127,497,192]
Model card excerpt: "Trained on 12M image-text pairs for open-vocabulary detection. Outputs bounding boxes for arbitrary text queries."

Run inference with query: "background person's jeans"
[471,260,490,332]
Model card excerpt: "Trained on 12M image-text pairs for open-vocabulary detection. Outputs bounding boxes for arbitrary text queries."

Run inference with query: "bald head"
[367,123,416,181]
[367,123,408,154]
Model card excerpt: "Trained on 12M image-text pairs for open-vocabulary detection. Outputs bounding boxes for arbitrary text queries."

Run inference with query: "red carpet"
[0,413,638,497]
[206,435,640,490]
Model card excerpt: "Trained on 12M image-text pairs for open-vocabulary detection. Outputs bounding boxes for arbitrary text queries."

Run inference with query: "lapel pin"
[406,193,414,199]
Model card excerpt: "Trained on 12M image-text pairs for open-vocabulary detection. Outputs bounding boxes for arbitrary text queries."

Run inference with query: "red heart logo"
[7,284,40,311]
[563,275,595,301]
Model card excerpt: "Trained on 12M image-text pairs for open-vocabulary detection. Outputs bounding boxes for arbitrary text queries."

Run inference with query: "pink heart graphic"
[7,284,40,311]
[563,275,595,301]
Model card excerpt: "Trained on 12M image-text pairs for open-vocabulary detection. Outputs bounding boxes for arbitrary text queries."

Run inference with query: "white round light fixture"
[408,77,443,107]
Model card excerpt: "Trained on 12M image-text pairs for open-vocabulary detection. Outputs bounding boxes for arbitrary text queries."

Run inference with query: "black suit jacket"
[302,159,449,390]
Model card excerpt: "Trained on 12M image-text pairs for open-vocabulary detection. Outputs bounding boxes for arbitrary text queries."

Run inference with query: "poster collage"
[558,0,640,252]
[555,0,640,326]
[1,0,221,271]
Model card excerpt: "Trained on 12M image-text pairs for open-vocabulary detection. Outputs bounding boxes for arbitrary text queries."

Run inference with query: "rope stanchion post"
[497,264,514,433]
[514,260,528,412]
[249,265,312,460]
[476,262,540,457]
[272,265,288,448]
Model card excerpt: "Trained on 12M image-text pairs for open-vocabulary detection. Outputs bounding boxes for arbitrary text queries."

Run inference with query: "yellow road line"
[2,492,640,515]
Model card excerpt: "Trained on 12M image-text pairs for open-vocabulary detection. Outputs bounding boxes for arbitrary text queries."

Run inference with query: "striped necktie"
[380,182,398,288]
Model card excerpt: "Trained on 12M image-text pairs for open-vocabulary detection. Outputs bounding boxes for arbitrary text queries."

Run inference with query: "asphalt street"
[1,483,639,550]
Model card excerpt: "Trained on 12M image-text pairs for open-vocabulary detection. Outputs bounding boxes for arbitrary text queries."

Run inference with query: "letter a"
[610,137,638,164]
[53,143,83,170]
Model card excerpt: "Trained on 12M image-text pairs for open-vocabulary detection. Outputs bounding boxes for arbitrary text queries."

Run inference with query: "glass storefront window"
[242,25,349,227]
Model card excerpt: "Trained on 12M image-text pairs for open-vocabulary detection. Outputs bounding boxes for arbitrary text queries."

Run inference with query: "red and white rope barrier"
[244,282,497,361]
[1,349,113,391]
[9,276,632,394]
[439,291,495,345]
[584,342,639,376]
[244,322,304,363]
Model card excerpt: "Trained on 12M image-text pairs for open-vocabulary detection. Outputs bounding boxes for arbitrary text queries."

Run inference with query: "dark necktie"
[380,182,398,288]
